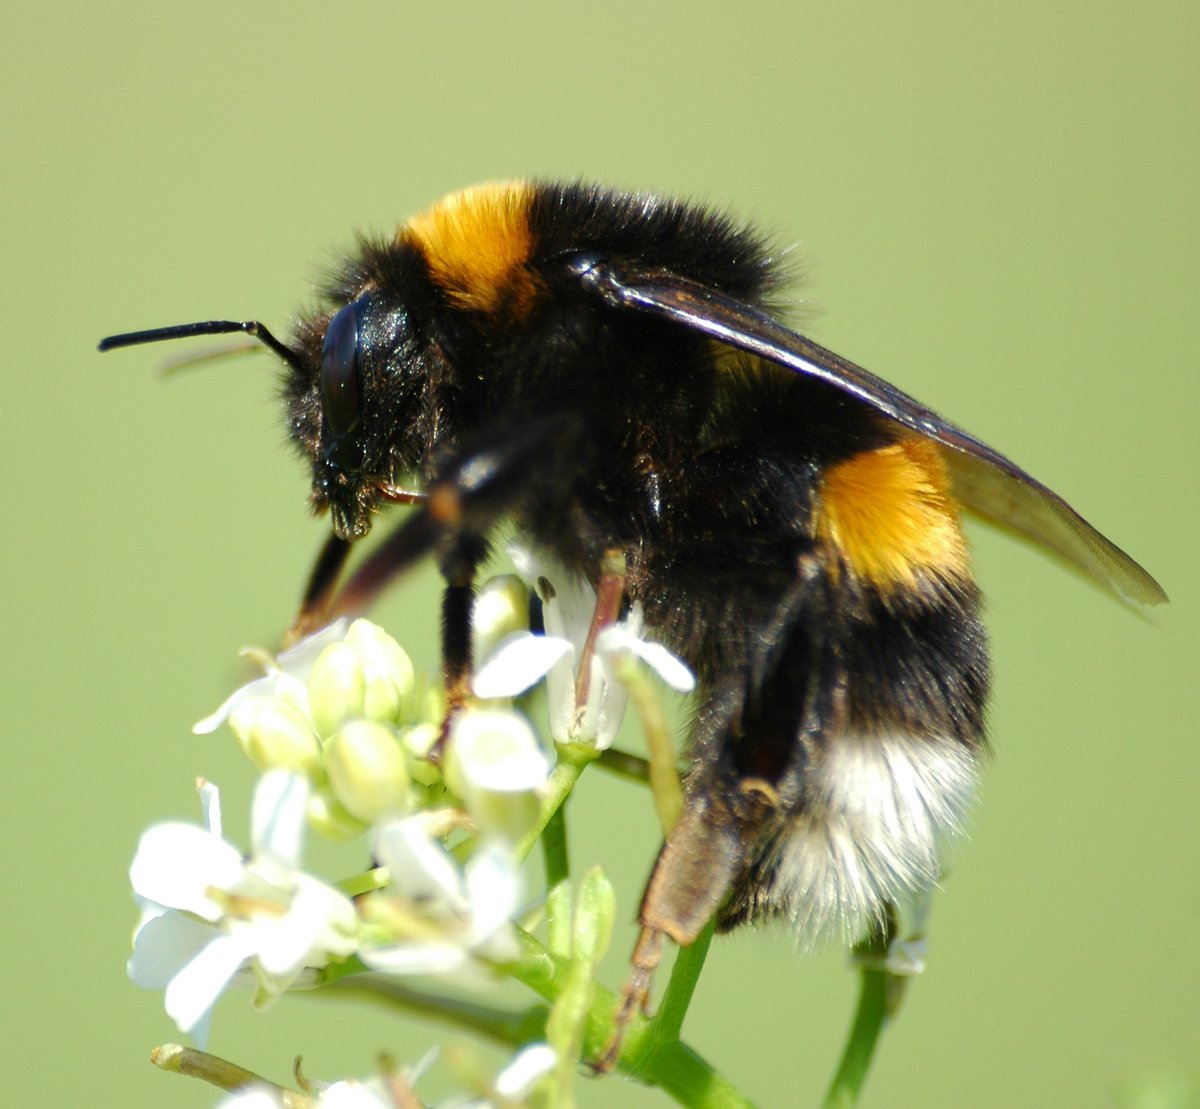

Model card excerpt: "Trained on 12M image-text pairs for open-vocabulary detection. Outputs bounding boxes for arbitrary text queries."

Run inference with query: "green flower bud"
[308,641,366,737]
[399,723,442,787]
[345,619,415,723]
[306,786,368,841]
[412,671,447,728]
[325,719,410,823]
[574,866,616,965]
[546,868,615,1075]
[228,696,321,775]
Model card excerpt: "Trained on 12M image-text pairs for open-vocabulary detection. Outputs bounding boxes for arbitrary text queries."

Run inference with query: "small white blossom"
[317,1081,395,1109]
[214,1089,287,1109]
[215,1078,397,1109]
[128,772,359,1043]
[448,710,550,794]
[443,708,552,838]
[472,546,694,749]
[192,621,348,735]
[214,1044,552,1109]
[360,814,520,980]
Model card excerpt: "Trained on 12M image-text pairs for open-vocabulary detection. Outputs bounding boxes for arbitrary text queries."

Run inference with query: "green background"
[6,2,1196,1106]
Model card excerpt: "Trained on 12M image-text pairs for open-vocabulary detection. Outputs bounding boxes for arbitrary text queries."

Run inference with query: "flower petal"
[373,817,465,910]
[250,771,309,869]
[450,710,551,793]
[197,779,222,838]
[129,823,243,919]
[128,910,219,988]
[193,675,275,735]
[494,1043,557,1099]
[274,618,350,678]
[318,1080,393,1109]
[598,626,696,692]
[463,845,520,944]
[360,940,468,976]
[473,632,572,698]
[164,930,256,1037]
[253,877,359,977]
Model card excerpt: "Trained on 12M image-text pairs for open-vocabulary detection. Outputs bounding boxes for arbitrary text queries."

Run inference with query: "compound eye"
[320,301,362,437]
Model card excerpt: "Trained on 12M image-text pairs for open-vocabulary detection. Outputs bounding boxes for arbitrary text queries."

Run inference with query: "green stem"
[821,904,919,1108]
[654,918,715,1045]
[514,743,597,863]
[542,802,573,956]
[542,801,570,888]
[596,745,650,785]
[819,953,897,1109]
[608,652,682,834]
[512,927,756,1109]
[323,976,546,1047]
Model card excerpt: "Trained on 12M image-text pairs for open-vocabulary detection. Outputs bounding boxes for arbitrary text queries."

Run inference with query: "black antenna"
[98,319,304,373]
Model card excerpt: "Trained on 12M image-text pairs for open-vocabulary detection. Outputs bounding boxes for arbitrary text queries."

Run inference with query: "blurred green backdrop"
[5,2,1196,1106]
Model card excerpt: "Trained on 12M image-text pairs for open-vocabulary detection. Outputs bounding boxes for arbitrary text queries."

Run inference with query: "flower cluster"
[128,554,696,1106]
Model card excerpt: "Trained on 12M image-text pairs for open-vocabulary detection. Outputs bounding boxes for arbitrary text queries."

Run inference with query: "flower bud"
[345,619,416,723]
[228,696,321,776]
[574,866,616,965]
[412,671,447,728]
[308,641,366,737]
[325,720,411,824]
[399,723,442,787]
[305,786,368,841]
[471,575,531,663]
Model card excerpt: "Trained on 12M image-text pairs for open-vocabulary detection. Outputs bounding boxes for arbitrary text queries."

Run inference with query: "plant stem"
[150,1045,314,1106]
[324,976,546,1047]
[608,652,682,834]
[818,959,890,1108]
[653,919,715,1045]
[511,926,757,1108]
[542,801,573,956]
[596,745,651,784]
[821,900,925,1109]
[515,743,597,863]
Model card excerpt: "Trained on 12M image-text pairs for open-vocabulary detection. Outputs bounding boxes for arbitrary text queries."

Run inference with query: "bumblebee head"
[286,276,445,540]
[97,273,436,543]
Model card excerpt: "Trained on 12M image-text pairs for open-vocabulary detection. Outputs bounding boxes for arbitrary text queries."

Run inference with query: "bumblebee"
[101,180,1165,1045]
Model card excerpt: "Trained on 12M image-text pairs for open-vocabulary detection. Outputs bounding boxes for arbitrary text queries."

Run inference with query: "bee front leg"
[434,532,489,753]
[283,532,354,646]
[323,413,590,752]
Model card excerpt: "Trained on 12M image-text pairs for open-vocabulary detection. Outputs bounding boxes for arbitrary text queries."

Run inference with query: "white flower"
[317,1081,395,1109]
[214,1078,395,1109]
[448,710,551,794]
[472,546,694,749]
[192,621,348,735]
[128,772,359,1043]
[442,708,552,839]
[360,814,520,979]
[214,1089,287,1109]
[214,1045,554,1109]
